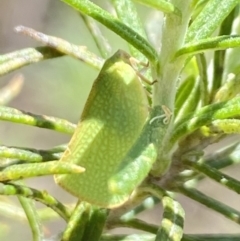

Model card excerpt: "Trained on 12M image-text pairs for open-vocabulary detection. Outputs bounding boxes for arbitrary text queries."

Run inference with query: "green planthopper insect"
[55,50,153,208]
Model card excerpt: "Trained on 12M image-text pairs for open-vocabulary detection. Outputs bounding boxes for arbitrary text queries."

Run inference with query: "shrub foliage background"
[1,0,240,240]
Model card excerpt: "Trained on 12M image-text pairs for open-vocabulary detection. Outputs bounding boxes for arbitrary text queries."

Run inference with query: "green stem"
[82,206,109,241]
[141,181,168,200]
[18,196,43,241]
[0,47,62,76]
[156,196,185,241]
[0,182,71,221]
[62,201,91,241]
[152,0,192,175]
[170,96,240,147]
[0,146,62,163]
[176,35,240,58]
[0,106,76,133]
[115,218,158,234]
[154,0,191,108]
[212,8,236,100]
[61,0,158,63]
[174,76,200,123]
[15,25,104,70]
[184,159,240,194]
[80,14,112,58]
[196,54,209,105]
[111,0,148,63]
[178,186,240,225]
[207,142,240,170]
[186,0,239,42]
[0,161,84,181]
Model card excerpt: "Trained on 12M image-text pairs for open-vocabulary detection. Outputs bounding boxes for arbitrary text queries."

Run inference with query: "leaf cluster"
[1,1,240,241]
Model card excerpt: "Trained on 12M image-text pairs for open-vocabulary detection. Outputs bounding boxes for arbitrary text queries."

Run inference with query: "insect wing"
[55,50,148,208]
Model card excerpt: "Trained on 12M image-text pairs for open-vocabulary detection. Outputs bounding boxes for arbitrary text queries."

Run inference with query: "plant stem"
[184,158,240,194]
[18,196,43,241]
[0,106,76,134]
[178,185,240,225]
[0,183,71,221]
